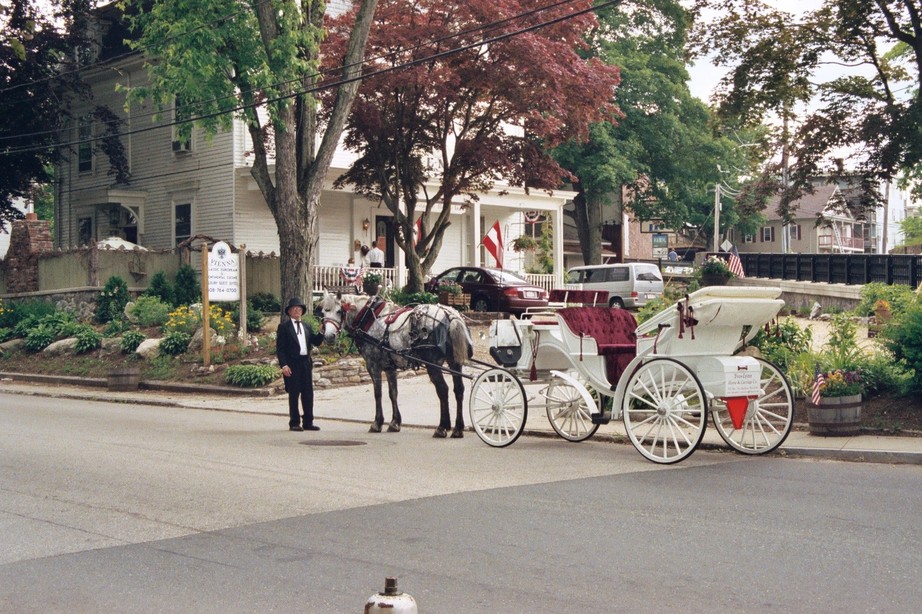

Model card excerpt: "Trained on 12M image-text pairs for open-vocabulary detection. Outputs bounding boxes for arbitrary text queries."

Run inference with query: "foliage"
[124,0,378,310]
[24,324,55,352]
[855,282,916,318]
[436,280,463,295]
[144,271,176,306]
[159,331,191,356]
[121,330,147,354]
[749,318,813,370]
[325,0,619,291]
[512,235,538,253]
[554,0,735,264]
[104,318,131,337]
[215,300,266,333]
[127,296,171,327]
[691,0,922,214]
[822,314,864,371]
[224,364,281,388]
[207,304,236,337]
[880,301,922,393]
[2,299,54,330]
[0,327,13,343]
[699,256,732,278]
[173,265,200,307]
[95,276,131,324]
[250,292,281,314]
[898,214,922,247]
[636,296,671,324]
[73,326,102,354]
[363,272,383,286]
[164,305,200,335]
[388,289,437,306]
[820,368,864,398]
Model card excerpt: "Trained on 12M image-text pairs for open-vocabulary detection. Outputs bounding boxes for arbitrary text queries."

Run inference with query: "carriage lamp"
[362,218,370,231]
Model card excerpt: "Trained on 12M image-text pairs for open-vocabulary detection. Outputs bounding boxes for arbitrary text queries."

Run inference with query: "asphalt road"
[3,393,922,612]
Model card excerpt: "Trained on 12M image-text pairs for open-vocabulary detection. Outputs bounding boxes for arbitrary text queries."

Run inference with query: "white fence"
[312,265,398,294]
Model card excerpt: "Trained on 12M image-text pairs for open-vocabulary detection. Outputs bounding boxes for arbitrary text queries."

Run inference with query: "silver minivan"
[565,263,664,309]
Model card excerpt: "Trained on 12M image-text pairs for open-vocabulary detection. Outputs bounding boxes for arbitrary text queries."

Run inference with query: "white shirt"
[368,246,385,266]
[293,320,308,355]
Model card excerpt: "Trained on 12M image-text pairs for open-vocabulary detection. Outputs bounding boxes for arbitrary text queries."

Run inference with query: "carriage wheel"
[542,373,600,442]
[711,358,794,455]
[469,368,528,447]
[622,358,707,464]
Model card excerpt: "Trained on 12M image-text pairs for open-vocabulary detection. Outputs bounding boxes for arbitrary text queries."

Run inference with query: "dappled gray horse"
[319,292,473,438]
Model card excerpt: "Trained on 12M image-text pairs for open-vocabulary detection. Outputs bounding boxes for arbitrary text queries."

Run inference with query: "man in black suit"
[276,297,324,431]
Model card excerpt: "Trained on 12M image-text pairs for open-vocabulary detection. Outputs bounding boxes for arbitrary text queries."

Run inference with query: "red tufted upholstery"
[558,307,637,385]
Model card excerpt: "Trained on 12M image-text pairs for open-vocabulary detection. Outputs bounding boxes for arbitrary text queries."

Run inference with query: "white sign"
[208,241,239,301]
[721,239,733,252]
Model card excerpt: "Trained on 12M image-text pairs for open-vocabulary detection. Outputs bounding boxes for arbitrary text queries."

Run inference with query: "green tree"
[691,0,922,219]
[324,0,619,292]
[125,0,379,305]
[898,213,922,247]
[553,0,737,264]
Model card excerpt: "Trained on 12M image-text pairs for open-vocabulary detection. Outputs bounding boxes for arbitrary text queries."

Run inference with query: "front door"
[374,215,395,268]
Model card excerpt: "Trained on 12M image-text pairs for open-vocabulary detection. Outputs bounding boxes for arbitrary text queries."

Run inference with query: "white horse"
[319,292,473,438]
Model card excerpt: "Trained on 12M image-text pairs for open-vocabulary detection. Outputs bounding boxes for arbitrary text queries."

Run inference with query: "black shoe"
[289,425,304,431]
[304,424,320,431]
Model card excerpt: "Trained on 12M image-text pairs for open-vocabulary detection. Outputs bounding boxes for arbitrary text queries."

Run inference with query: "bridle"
[322,301,352,335]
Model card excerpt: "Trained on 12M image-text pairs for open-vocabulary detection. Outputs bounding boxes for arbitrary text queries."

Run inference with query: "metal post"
[713,183,720,253]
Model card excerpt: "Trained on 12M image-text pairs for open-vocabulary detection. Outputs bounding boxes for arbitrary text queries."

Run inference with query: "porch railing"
[524,273,558,292]
[312,265,398,294]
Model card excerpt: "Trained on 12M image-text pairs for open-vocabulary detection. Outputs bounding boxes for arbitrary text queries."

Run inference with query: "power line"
[0,0,591,145]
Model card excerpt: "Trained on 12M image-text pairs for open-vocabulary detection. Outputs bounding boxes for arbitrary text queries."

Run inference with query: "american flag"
[340,265,364,290]
[728,245,745,278]
[811,366,825,406]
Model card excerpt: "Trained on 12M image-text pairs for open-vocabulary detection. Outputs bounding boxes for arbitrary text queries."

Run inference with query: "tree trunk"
[573,191,605,265]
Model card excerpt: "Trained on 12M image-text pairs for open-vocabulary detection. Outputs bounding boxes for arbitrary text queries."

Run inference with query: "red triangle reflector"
[724,397,750,430]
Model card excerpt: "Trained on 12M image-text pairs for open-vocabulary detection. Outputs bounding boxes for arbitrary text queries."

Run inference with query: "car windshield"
[486,269,529,284]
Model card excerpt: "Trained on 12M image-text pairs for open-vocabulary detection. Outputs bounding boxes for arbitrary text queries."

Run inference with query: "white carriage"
[468,286,795,464]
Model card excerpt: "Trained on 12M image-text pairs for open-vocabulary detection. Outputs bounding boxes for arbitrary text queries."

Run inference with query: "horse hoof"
[433,428,448,438]
[369,423,383,433]
[450,429,464,439]
[387,423,401,433]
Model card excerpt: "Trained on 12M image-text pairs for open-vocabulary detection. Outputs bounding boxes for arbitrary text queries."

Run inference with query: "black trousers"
[286,355,315,427]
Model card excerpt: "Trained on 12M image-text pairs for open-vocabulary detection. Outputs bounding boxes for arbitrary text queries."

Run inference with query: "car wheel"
[609,297,625,309]
[472,296,491,312]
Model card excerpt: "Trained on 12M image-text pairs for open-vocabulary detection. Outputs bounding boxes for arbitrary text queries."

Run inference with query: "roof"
[763,185,848,222]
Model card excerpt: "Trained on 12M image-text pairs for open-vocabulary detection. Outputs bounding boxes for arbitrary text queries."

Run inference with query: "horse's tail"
[449,315,474,366]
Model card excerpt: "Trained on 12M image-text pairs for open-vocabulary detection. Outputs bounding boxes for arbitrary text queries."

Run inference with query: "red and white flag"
[482,221,504,268]
[412,217,422,247]
[728,245,746,278]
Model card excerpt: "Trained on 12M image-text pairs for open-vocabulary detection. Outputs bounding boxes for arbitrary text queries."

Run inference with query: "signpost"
[202,241,240,368]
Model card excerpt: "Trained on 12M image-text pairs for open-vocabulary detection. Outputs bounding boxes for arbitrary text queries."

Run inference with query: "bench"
[557,307,637,385]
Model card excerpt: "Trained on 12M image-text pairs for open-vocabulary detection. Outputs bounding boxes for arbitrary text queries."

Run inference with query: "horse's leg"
[368,366,385,433]
[385,368,401,432]
[427,365,451,438]
[450,371,466,438]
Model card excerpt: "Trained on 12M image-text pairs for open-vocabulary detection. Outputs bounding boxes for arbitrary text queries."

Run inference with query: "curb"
[0,371,276,396]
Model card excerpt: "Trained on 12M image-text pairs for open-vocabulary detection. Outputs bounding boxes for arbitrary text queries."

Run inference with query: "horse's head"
[319,291,367,342]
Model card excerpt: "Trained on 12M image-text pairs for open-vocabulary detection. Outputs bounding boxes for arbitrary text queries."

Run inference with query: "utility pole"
[713,183,721,253]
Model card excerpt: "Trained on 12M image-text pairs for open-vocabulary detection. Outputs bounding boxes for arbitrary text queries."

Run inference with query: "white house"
[54,4,574,289]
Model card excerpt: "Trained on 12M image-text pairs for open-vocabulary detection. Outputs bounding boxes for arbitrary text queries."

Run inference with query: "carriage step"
[591,413,612,425]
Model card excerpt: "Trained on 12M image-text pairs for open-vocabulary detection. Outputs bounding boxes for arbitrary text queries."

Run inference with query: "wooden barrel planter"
[107,368,141,392]
[439,292,470,308]
[807,394,862,436]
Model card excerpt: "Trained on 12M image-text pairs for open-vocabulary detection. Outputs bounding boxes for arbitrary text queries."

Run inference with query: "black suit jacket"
[276,319,323,374]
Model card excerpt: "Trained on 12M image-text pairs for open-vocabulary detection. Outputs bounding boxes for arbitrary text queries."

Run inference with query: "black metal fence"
[732,253,922,287]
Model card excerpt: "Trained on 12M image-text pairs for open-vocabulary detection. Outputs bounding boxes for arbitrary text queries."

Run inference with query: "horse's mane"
[321,291,371,312]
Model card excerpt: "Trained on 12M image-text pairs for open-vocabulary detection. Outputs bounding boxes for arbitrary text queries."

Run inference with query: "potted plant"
[699,256,733,286]
[511,235,538,252]
[869,299,892,338]
[436,280,469,307]
[362,271,383,295]
[808,367,864,436]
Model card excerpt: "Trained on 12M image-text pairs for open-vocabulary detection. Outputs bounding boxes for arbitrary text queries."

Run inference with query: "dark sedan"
[426,266,549,314]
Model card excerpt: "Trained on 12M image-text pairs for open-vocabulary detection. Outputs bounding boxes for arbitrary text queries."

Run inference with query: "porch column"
[473,200,481,267]
[554,206,564,287]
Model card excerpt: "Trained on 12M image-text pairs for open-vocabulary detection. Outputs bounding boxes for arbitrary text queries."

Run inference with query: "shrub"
[104,318,130,337]
[128,296,171,327]
[822,313,863,371]
[881,302,922,393]
[749,317,813,370]
[224,364,281,387]
[164,305,200,335]
[636,296,671,324]
[159,331,191,356]
[387,288,437,306]
[95,276,131,324]
[3,299,55,331]
[174,265,201,306]
[215,300,266,332]
[73,325,102,353]
[855,282,916,317]
[121,330,147,353]
[250,292,281,314]
[144,271,176,306]
[207,304,236,337]
[24,324,56,352]
[0,327,13,343]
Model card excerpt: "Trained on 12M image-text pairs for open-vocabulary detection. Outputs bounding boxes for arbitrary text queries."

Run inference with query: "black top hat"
[285,297,307,314]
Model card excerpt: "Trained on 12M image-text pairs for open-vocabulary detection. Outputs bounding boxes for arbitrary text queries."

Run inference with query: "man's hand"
[281,365,292,377]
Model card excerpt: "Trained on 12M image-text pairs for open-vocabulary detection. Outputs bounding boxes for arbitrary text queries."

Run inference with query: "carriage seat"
[557,307,637,385]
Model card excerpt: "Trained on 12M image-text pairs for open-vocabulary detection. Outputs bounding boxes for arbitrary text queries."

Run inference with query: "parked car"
[565,262,664,309]
[425,267,548,314]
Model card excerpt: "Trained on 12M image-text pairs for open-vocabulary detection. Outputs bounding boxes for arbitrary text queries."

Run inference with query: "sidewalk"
[2,371,921,465]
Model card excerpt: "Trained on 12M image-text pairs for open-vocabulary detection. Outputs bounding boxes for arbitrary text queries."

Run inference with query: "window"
[171,96,192,153]
[761,226,775,242]
[78,116,93,173]
[174,203,191,246]
[77,216,92,246]
[606,267,629,282]
[743,234,754,244]
[788,224,802,241]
